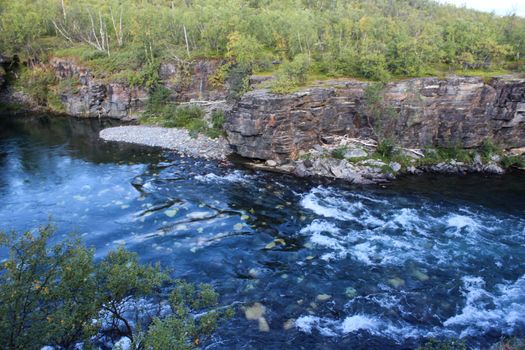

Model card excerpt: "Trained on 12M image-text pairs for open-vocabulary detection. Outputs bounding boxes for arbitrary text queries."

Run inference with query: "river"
[1,114,524,349]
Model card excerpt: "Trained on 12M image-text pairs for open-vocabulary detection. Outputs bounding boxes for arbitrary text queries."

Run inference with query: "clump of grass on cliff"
[141,86,225,138]
[14,65,66,112]
[15,66,56,105]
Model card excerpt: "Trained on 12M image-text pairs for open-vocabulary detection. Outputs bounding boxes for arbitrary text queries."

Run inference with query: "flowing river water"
[1,114,524,349]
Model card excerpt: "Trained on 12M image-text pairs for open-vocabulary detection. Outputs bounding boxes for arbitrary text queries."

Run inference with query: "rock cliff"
[48,57,226,119]
[225,77,525,161]
[2,55,524,163]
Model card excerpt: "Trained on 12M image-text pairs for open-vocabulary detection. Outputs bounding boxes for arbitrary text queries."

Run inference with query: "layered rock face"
[50,57,147,119]
[159,59,226,102]
[49,57,226,119]
[225,77,525,161]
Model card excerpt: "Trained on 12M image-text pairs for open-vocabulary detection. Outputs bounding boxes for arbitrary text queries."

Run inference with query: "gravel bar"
[99,126,232,160]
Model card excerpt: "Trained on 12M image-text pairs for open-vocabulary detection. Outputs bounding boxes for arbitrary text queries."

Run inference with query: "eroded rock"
[226,76,525,162]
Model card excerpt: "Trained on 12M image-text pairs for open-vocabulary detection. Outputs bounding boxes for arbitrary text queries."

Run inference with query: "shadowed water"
[1,114,524,349]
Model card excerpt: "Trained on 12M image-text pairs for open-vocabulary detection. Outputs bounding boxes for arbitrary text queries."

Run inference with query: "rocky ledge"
[99,126,232,160]
[226,76,525,162]
[244,135,525,185]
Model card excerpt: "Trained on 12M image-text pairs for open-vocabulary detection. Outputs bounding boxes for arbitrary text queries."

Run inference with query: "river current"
[1,114,524,349]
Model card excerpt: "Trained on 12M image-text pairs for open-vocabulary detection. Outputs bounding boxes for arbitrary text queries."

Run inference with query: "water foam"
[341,315,380,333]
[444,275,525,337]
[295,313,424,341]
[300,186,365,221]
[298,186,518,269]
[194,170,249,184]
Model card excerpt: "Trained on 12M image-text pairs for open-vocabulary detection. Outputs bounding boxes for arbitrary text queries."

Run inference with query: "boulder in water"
[245,302,266,320]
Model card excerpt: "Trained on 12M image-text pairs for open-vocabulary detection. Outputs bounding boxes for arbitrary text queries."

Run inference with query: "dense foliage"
[0,0,524,83]
[0,226,231,350]
[140,86,225,137]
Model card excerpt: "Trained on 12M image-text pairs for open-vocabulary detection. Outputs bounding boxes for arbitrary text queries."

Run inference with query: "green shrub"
[144,85,172,115]
[57,76,80,95]
[331,147,348,160]
[226,63,252,100]
[356,50,391,82]
[205,109,226,139]
[211,109,225,130]
[126,60,160,88]
[270,53,311,94]
[479,139,500,158]
[416,146,478,166]
[46,91,65,113]
[375,139,397,159]
[226,31,263,67]
[0,226,231,349]
[16,66,56,105]
[364,82,398,138]
[209,63,231,89]
[501,154,525,168]
[142,87,227,138]
[269,78,299,94]
[437,146,474,163]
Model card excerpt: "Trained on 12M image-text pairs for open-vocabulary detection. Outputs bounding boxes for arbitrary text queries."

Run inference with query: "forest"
[1,0,524,83]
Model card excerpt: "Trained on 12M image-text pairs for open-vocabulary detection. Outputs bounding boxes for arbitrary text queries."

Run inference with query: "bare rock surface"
[226,76,525,162]
[99,126,232,160]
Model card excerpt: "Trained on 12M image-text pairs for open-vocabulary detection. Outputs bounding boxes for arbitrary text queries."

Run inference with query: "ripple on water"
[294,185,525,344]
[2,116,525,349]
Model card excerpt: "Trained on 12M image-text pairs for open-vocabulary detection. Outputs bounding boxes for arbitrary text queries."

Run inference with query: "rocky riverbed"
[99,125,232,160]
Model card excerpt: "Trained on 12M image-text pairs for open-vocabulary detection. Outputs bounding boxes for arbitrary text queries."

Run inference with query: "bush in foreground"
[0,226,231,350]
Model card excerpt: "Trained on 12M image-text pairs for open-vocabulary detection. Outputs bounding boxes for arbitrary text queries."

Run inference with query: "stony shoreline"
[99,125,232,160]
[100,126,524,185]
[242,135,525,185]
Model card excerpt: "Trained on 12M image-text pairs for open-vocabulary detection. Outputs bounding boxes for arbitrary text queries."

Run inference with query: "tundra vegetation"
[0,226,232,350]
[1,0,524,87]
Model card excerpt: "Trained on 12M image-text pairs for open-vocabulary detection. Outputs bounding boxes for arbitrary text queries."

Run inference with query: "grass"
[331,147,348,160]
[501,154,525,168]
[140,86,226,138]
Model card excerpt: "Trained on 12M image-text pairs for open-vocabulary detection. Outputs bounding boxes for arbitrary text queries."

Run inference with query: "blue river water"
[0,114,524,349]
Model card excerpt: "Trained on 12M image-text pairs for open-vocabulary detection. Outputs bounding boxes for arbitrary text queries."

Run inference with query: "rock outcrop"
[48,57,226,119]
[225,76,525,161]
[159,59,227,102]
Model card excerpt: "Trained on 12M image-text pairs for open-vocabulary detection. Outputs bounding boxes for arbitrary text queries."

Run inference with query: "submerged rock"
[388,277,405,288]
[345,287,358,299]
[258,317,270,332]
[316,294,332,302]
[245,302,266,320]
[283,318,295,330]
[411,269,430,282]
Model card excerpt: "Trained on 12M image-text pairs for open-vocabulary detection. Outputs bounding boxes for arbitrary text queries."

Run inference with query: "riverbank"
[99,125,525,185]
[99,125,232,160]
